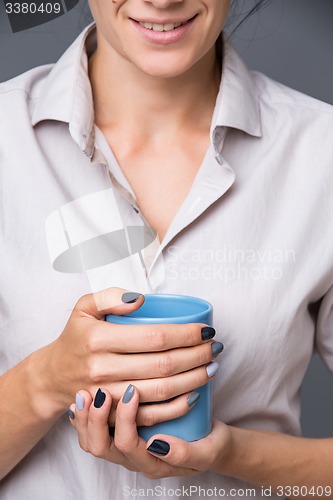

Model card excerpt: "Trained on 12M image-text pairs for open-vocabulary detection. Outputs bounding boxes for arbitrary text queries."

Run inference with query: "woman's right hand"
[36,287,221,425]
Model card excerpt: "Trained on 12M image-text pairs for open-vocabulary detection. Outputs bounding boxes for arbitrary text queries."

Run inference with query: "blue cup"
[106,294,213,442]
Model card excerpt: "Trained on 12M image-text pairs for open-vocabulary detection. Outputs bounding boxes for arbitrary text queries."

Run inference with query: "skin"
[0,4,233,474]
[69,0,333,496]
[71,385,333,494]
[88,0,229,240]
[0,287,220,480]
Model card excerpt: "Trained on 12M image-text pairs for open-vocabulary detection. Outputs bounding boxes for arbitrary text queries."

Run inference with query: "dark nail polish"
[201,327,215,340]
[147,439,170,456]
[68,408,75,420]
[122,384,135,403]
[94,388,106,408]
[211,341,224,357]
[122,292,142,303]
[187,392,200,407]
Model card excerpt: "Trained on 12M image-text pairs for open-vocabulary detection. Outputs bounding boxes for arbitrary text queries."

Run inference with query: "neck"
[88,35,221,142]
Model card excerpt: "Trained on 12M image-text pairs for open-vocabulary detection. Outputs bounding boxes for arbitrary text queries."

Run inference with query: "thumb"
[75,287,145,319]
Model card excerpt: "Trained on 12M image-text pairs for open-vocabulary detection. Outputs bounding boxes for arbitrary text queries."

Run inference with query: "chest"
[102,132,211,241]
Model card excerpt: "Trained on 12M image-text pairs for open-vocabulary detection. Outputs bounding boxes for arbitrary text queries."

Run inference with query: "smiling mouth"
[132,15,198,33]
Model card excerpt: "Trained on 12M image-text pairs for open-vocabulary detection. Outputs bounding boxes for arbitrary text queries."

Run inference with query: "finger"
[81,321,216,354]
[72,390,93,451]
[74,287,145,320]
[73,389,137,469]
[136,391,201,427]
[114,385,200,480]
[105,391,201,427]
[113,385,183,478]
[89,341,222,382]
[114,384,166,473]
[86,388,113,457]
[145,419,229,472]
[114,384,141,455]
[103,360,220,403]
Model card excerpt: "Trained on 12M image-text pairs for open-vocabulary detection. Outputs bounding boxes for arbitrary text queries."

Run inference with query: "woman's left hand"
[69,385,232,479]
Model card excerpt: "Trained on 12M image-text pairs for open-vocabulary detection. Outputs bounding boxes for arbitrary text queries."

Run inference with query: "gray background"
[0,0,332,437]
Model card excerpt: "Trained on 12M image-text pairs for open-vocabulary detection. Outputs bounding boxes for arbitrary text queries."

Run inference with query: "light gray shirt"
[1,23,333,500]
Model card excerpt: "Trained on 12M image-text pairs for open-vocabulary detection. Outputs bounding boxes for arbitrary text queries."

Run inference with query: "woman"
[1,0,333,498]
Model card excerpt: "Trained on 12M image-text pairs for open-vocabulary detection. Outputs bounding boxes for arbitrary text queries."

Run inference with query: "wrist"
[212,424,245,478]
[26,344,68,423]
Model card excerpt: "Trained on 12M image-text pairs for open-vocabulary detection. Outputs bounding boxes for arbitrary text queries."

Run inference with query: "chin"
[135,54,195,79]
[141,67,189,79]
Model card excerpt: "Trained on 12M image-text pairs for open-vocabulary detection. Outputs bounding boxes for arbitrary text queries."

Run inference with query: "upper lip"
[130,15,197,25]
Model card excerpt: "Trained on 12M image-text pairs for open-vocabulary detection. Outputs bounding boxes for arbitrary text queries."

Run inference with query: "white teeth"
[152,23,164,32]
[141,22,153,29]
[163,23,177,32]
[139,21,184,32]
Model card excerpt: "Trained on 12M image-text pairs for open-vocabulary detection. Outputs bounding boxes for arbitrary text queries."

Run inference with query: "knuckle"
[156,380,171,401]
[84,331,100,353]
[114,437,131,455]
[89,445,105,458]
[147,327,168,351]
[183,324,197,345]
[142,407,156,427]
[193,369,204,390]
[88,412,102,426]
[75,293,90,310]
[158,353,175,377]
[200,345,211,365]
[86,357,102,383]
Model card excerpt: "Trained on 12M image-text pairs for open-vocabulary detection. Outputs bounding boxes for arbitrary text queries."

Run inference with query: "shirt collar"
[211,38,262,153]
[32,24,262,159]
[31,23,97,158]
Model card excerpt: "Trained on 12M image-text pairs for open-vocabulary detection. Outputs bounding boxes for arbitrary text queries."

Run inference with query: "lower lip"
[130,17,197,45]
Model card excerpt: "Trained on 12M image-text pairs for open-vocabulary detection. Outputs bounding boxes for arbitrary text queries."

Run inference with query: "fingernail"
[122,292,142,303]
[206,361,219,378]
[122,384,135,403]
[201,327,215,340]
[211,341,224,357]
[76,392,85,411]
[68,408,75,420]
[187,392,200,408]
[94,388,106,408]
[147,439,170,456]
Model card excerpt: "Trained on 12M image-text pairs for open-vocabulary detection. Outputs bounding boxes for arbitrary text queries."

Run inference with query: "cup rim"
[107,293,212,324]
